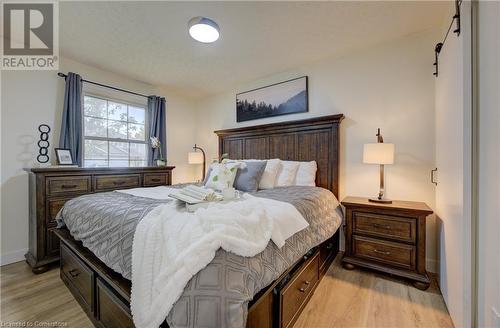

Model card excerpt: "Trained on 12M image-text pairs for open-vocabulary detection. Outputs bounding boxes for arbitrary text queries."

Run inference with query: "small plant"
[150,137,165,161]
[212,153,229,164]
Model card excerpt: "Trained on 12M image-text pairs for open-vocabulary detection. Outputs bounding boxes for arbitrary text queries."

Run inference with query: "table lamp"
[188,144,206,181]
[363,129,395,203]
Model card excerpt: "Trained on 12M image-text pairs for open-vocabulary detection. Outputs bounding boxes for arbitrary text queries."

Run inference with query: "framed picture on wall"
[55,148,74,165]
[236,76,308,122]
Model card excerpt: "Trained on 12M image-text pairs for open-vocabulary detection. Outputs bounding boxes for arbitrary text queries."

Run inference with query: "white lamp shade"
[363,143,395,165]
[188,151,204,164]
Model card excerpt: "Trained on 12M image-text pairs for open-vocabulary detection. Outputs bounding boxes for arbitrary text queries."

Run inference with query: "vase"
[156,159,166,167]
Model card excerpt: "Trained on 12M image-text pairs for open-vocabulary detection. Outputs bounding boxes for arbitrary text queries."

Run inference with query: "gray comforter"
[57,185,342,328]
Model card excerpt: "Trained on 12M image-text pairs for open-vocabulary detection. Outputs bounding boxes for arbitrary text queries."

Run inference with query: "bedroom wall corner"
[193,28,441,273]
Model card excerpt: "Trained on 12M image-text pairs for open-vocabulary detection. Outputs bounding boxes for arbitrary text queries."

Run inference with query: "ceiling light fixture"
[188,16,220,43]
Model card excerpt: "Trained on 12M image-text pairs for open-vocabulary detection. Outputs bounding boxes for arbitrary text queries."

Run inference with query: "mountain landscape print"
[236,76,308,122]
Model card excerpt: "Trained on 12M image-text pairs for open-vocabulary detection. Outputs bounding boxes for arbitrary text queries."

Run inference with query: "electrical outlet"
[492,307,500,328]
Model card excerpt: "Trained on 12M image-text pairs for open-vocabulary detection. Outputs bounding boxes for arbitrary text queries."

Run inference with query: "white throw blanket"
[130,194,308,328]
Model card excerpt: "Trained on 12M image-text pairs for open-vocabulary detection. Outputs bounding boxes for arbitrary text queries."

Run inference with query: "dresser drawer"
[47,176,91,196]
[353,212,416,244]
[353,235,416,271]
[61,244,94,309]
[280,252,319,328]
[143,173,169,186]
[94,174,140,191]
[47,198,70,226]
[96,278,134,328]
[47,228,60,256]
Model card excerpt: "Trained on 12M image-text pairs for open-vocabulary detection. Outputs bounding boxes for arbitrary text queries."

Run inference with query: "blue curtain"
[147,96,166,166]
[59,72,83,166]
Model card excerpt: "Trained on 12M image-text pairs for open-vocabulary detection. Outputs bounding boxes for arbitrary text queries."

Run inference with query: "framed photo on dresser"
[54,148,74,165]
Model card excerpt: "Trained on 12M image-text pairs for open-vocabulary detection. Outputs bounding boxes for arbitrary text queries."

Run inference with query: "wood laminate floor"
[295,256,454,328]
[1,256,453,328]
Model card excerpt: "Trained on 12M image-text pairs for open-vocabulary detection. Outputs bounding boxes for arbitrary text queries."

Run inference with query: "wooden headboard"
[214,114,344,197]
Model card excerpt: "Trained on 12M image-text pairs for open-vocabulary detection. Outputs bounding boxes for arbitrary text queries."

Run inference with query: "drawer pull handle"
[299,280,311,293]
[113,181,126,185]
[68,269,80,278]
[151,178,162,182]
[61,184,77,189]
[373,223,392,230]
[373,249,391,255]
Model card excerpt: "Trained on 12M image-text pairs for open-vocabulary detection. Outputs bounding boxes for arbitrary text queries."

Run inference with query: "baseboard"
[426,258,439,274]
[0,248,27,266]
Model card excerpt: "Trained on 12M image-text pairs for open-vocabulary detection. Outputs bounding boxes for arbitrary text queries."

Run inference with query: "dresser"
[25,166,175,273]
[341,196,433,290]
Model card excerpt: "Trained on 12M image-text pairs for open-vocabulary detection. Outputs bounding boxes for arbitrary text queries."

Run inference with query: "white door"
[434,2,472,327]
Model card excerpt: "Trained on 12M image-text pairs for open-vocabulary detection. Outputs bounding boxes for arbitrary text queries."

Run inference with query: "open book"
[169,185,222,204]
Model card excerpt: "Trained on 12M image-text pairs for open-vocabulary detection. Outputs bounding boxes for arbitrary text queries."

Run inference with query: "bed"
[54,114,344,328]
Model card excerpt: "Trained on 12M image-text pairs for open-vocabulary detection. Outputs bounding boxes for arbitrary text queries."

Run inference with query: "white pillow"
[204,162,245,191]
[295,161,317,186]
[259,159,281,189]
[275,161,300,187]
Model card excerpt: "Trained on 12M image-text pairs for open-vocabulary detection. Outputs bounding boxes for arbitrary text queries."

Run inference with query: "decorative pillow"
[275,161,300,187]
[258,159,281,189]
[204,162,245,191]
[232,161,267,192]
[295,161,317,186]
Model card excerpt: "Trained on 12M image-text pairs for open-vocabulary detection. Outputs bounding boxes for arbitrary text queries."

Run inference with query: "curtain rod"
[57,72,150,98]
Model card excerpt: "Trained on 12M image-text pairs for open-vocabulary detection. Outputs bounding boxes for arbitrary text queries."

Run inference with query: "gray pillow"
[233,161,267,192]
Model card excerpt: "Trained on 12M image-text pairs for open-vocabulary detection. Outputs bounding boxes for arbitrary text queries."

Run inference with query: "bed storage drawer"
[94,174,141,191]
[319,234,338,275]
[60,243,94,310]
[279,251,319,328]
[353,212,416,244]
[96,278,134,328]
[47,176,91,196]
[143,172,169,186]
[353,235,416,270]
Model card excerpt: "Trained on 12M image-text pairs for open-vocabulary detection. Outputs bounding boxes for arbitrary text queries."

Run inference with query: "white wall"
[195,30,440,271]
[477,1,500,327]
[0,57,198,264]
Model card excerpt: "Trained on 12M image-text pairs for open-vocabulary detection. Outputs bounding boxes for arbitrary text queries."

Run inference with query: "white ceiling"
[60,1,449,99]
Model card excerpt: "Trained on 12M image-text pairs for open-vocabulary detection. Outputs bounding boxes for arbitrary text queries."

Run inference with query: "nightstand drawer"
[353,212,416,244]
[353,235,416,271]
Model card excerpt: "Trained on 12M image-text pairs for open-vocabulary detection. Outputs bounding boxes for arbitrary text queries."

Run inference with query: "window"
[83,95,148,167]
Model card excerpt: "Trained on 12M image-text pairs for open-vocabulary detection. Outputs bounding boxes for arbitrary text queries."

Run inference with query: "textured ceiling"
[60,1,448,99]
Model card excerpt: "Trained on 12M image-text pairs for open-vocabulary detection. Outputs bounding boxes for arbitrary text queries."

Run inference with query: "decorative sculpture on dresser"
[37,124,51,165]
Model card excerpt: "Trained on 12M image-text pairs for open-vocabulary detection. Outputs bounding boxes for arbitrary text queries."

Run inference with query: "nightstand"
[341,196,433,290]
